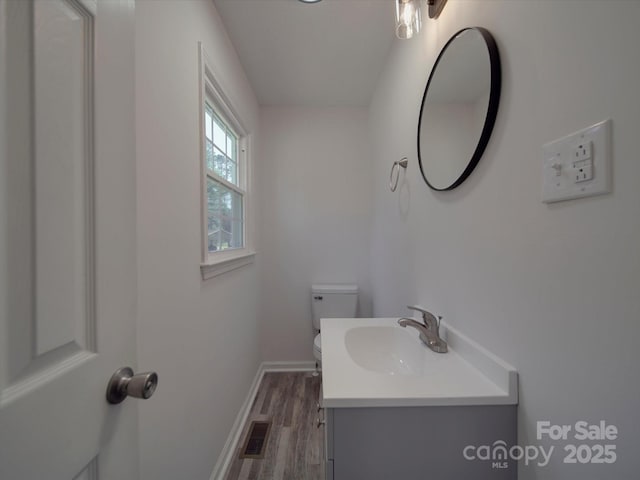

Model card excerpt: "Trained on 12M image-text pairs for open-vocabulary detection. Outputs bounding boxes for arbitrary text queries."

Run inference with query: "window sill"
[200,250,256,280]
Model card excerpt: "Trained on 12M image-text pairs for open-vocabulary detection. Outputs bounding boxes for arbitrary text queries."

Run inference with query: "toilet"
[311,284,358,368]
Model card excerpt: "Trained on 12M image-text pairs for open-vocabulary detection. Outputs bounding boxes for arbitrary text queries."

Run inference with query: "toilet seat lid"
[314,333,321,351]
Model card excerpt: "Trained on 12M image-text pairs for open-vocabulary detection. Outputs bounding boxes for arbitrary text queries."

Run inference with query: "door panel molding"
[0,0,139,477]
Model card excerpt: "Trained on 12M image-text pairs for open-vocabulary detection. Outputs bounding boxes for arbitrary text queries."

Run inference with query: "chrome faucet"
[398,305,448,353]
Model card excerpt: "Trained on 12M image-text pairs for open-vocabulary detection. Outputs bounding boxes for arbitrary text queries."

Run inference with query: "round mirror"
[417,27,501,191]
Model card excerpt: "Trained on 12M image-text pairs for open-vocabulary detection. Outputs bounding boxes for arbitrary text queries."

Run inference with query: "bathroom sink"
[321,317,518,408]
[344,326,424,376]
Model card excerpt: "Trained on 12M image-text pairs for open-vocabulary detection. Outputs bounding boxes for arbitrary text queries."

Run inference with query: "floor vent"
[240,421,272,459]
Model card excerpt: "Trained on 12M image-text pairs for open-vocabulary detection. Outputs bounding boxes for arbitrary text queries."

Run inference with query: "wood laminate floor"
[225,371,324,480]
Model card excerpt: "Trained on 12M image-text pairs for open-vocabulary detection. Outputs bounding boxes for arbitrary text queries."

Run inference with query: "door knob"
[106,367,158,404]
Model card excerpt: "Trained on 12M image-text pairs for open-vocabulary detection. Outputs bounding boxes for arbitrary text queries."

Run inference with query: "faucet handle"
[406,305,440,330]
[407,305,428,315]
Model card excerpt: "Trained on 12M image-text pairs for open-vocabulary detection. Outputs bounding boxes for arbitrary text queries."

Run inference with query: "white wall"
[259,107,373,361]
[369,1,640,478]
[135,1,261,478]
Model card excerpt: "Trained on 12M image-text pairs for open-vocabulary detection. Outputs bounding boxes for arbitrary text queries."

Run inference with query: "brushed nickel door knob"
[106,367,158,404]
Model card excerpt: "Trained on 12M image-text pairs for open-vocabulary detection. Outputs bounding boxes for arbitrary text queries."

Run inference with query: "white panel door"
[0,0,140,478]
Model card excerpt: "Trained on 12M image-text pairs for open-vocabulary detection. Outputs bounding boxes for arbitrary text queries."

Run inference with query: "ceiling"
[214,0,396,107]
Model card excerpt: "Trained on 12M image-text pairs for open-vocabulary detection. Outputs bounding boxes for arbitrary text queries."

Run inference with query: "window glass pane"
[210,146,237,185]
[213,116,226,153]
[206,140,214,171]
[230,220,243,249]
[226,133,236,161]
[212,146,226,179]
[227,160,237,185]
[207,178,243,252]
[205,106,213,141]
[205,105,240,187]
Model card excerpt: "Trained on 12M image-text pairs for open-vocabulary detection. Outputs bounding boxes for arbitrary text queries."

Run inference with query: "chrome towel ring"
[389,157,409,192]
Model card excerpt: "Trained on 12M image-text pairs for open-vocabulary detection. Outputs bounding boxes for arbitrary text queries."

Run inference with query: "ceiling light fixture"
[298,0,323,3]
[395,0,448,40]
[395,0,421,40]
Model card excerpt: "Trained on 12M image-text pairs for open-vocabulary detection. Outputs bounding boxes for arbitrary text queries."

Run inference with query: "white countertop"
[321,317,518,408]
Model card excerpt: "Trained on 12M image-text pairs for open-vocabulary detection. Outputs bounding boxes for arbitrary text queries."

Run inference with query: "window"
[199,44,254,279]
[204,104,243,252]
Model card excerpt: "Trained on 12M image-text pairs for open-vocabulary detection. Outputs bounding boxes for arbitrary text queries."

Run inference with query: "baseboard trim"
[262,360,316,372]
[208,363,265,480]
[209,360,316,480]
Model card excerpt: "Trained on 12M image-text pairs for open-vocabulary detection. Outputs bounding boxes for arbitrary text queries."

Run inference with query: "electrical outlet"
[573,141,592,162]
[542,119,611,203]
[573,159,593,183]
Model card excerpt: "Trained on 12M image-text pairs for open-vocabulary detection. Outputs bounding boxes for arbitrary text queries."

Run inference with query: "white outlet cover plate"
[542,119,611,203]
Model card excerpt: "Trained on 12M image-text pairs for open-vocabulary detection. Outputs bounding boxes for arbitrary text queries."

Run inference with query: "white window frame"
[198,43,255,279]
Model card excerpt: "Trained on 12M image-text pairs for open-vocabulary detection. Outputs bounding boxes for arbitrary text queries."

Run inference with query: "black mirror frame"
[417,27,501,191]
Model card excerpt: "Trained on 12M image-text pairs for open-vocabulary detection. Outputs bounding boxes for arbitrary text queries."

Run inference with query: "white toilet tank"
[311,284,358,331]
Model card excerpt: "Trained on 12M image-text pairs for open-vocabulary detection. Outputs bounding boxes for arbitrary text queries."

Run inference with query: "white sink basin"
[320,317,519,408]
[344,326,424,376]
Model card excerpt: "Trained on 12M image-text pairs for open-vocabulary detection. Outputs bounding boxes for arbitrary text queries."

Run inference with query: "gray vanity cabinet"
[324,405,517,480]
